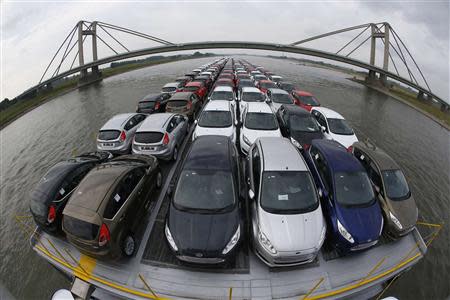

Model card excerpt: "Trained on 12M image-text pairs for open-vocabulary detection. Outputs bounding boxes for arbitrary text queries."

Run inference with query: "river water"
[1,57,448,299]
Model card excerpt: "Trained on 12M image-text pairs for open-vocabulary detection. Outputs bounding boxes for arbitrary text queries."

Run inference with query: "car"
[311,107,358,148]
[291,90,320,111]
[236,79,255,98]
[181,81,208,100]
[246,137,326,267]
[184,72,196,80]
[239,102,282,154]
[132,113,189,161]
[236,74,251,81]
[250,70,262,79]
[277,82,296,93]
[175,76,191,87]
[208,85,236,102]
[136,93,171,114]
[214,78,235,89]
[192,75,212,89]
[276,104,325,150]
[161,82,182,95]
[63,155,162,259]
[165,136,242,264]
[218,73,234,81]
[256,80,278,94]
[30,151,112,236]
[165,92,202,122]
[352,141,418,239]
[193,100,237,143]
[304,139,383,253]
[97,113,147,154]
[269,75,283,84]
[253,74,268,85]
[200,71,214,80]
[239,87,267,117]
[266,88,295,112]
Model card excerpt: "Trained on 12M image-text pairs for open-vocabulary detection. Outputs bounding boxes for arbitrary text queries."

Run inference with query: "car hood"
[168,205,239,254]
[242,128,281,145]
[330,133,358,148]
[387,195,418,229]
[195,125,234,138]
[336,201,383,243]
[291,131,324,146]
[258,206,325,252]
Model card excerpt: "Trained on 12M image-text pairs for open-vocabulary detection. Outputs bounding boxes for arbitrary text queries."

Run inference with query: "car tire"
[122,233,136,257]
[172,146,178,161]
[156,171,162,189]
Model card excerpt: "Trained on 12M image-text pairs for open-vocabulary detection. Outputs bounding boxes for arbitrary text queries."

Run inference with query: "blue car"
[304,139,383,253]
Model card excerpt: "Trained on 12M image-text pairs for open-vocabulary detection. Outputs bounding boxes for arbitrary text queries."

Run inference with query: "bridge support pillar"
[77,21,103,87]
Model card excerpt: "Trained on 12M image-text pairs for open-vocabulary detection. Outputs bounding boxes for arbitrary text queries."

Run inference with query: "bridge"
[19,21,448,110]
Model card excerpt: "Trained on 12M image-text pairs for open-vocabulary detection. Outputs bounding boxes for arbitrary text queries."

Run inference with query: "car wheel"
[173,146,178,161]
[122,234,136,257]
[156,171,162,189]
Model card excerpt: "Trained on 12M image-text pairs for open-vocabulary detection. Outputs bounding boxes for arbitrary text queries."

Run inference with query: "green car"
[352,141,418,239]
[62,155,162,259]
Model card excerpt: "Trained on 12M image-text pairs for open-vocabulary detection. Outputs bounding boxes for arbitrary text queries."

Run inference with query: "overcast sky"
[1,1,449,102]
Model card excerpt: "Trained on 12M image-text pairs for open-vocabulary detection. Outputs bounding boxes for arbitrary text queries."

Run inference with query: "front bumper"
[253,241,318,267]
[176,255,225,264]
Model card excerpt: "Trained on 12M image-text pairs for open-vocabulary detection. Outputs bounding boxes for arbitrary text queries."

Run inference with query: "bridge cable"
[97,21,174,45]
[336,25,371,55]
[69,33,89,71]
[389,29,418,84]
[345,35,371,57]
[53,26,78,77]
[372,25,400,77]
[98,24,130,52]
[96,33,120,55]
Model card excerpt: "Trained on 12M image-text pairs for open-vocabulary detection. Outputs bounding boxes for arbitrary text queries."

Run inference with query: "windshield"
[198,111,232,128]
[290,115,320,132]
[138,101,155,109]
[334,171,375,206]
[299,96,320,106]
[261,171,318,214]
[245,113,278,130]
[271,93,293,104]
[210,91,234,101]
[162,87,177,93]
[174,170,235,211]
[260,82,277,89]
[328,118,354,135]
[382,169,411,200]
[242,92,265,102]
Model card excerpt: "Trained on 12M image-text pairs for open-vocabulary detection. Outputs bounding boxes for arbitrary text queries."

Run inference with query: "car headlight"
[243,135,251,145]
[290,137,302,149]
[165,223,178,251]
[258,228,277,254]
[389,212,402,230]
[222,225,240,254]
[337,220,354,243]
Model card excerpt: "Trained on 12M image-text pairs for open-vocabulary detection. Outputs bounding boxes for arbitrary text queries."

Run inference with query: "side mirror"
[234,120,239,126]
[248,189,255,200]
[167,184,174,196]
[145,167,151,175]
[318,188,323,198]
[321,126,327,133]
[374,185,380,194]
[194,120,198,125]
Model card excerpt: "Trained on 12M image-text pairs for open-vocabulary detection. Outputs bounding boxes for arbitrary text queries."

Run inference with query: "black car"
[136,93,172,114]
[165,136,242,264]
[30,151,112,235]
[276,104,325,150]
[277,82,296,93]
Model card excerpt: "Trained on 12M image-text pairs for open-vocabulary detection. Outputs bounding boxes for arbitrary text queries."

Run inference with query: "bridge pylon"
[77,21,102,86]
[367,23,390,86]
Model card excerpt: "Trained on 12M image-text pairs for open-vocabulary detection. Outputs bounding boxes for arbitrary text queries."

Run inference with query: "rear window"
[242,92,265,102]
[184,86,199,92]
[138,101,155,109]
[64,215,99,240]
[299,95,320,106]
[271,93,293,104]
[260,82,277,89]
[210,91,234,101]
[168,100,188,107]
[162,87,177,93]
[198,111,232,128]
[98,130,120,140]
[135,132,163,143]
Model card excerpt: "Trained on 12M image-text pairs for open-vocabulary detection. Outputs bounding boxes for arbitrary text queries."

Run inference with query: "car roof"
[183,135,232,171]
[259,80,274,83]
[312,107,344,119]
[242,87,262,93]
[140,93,163,102]
[293,90,313,96]
[246,102,273,113]
[185,81,202,87]
[353,141,400,170]
[170,92,195,100]
[100,113,136,130]
[136,113,174,132]
[268,88,289,94]
[203,100,231,111]
[257,137,307,171]
[163,82,179,88]
[311,139,363,173]
[212,86,233,92]
[281,104,310,115]
[271,75,282,79]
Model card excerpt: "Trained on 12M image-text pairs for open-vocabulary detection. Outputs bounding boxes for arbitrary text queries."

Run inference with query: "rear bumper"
[97,143,130,154]
[132,146,172,160]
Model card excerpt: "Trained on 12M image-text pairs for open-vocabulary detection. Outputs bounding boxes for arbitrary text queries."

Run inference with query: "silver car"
[97,113,147,154]
[246,137,326,267]
[132,113,189,160]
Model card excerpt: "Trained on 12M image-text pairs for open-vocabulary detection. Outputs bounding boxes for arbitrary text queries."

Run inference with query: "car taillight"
[347,145,353,153]
[186,101,192,110]
[154,101,160,110]
[119,131,126,142]
[47,205,56,224]
[98,223,110,246]
[294,99,300,105]
[163,132,170,145]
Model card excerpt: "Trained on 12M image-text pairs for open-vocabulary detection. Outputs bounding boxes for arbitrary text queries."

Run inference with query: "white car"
[311,107,358,148]
[193,100,237,143]
[161,82,182,95]
[246,137,326,267]
[239,87,268,118]
[239,102,281,154]
[269,75,283,84]
[208,86,237,116]
[266,88,295,113]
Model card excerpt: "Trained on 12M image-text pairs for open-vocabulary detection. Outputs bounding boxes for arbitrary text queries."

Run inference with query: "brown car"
[62,155,162,259]
[165,92,202,122]
[352,140,418,239]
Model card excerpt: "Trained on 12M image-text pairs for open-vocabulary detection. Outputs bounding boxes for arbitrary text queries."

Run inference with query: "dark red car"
[181,81,208,101]
[291,90,321,111]
[214,78,235,89]
[256,80,278,94]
